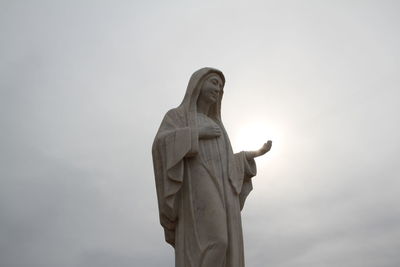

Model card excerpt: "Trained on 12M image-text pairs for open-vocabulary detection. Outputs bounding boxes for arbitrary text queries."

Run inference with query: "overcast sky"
[1,1,400,266]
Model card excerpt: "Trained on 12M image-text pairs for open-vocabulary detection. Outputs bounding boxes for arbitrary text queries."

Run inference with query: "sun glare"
[231,121,280,157]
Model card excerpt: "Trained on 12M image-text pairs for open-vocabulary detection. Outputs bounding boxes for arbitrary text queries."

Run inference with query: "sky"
[1,0,400,266]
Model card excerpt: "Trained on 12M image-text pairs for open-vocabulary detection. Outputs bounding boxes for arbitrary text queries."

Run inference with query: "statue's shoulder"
[164,107,185,122]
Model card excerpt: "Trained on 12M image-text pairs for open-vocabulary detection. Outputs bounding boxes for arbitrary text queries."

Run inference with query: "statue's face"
[199,74,223,103]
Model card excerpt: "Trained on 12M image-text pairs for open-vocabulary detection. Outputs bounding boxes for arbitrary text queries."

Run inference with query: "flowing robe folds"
[152,67,257,267]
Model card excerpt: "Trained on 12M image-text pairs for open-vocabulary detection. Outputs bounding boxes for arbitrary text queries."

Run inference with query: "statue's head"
[178,67,225,121]
[198,73,224,104]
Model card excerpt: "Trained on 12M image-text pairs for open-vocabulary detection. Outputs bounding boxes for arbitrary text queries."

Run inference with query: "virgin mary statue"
[152,67,272,267]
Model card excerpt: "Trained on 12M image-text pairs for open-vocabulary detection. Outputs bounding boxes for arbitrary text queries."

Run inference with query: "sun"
[231,121,280,156]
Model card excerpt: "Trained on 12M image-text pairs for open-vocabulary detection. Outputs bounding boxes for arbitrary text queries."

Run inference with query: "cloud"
[1,1,400,267]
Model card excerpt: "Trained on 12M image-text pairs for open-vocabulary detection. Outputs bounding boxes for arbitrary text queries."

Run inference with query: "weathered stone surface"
[152,67,272,266]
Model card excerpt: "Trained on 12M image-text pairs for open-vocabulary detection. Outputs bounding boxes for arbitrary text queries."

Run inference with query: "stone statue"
[152,67,272,267]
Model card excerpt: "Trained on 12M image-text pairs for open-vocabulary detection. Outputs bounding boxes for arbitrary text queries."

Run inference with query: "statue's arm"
[156,109,199,158]
[245,140,272,160]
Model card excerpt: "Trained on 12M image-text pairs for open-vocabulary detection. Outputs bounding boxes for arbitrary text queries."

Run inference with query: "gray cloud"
[1,0,399,266]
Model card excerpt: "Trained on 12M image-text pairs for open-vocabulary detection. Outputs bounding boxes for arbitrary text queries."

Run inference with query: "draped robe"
[152,68,258,267]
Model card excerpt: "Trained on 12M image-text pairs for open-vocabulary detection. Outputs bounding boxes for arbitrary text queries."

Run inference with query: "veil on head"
[179,67,225,122]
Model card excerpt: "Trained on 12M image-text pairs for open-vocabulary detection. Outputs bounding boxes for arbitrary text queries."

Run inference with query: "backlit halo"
[231,121,279,156]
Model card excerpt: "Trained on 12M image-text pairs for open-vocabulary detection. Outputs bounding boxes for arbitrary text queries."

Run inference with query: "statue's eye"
[212,80,218,85]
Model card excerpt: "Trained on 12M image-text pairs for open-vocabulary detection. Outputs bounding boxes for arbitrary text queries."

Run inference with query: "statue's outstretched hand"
[245,140,272,160]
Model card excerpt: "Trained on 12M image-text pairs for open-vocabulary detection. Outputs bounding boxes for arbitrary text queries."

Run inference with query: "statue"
[152,67,272,267]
